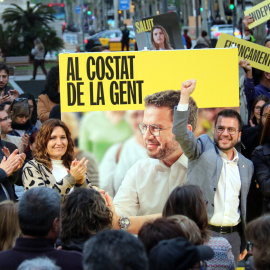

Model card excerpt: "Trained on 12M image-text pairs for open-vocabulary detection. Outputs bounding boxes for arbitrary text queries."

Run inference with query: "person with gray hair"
[17,257,60,270]
[0,187,83,270]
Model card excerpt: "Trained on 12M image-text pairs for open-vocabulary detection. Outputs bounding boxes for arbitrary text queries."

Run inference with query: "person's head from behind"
[18,187,61,239]
[163,185,209,241]
[213,109,242,153]
[17,257,60,270]
[0,104,12,135]
[90,45,110,52]
[201,30,208,37]
[151,25,171,50]
[246,215,270,270]
[19,93,38,125]
[0,63,9,90]
[250,95,269,125]
[148,237,214,270]
[7,98,31,125]
[0,200,20,251]
[44,65,59,94]
[260,102,270,127]
[138,217,188,254]
[34,38,44,51]
[33,119,74,169]
[184,29,188,34]
[83,230,148,270]
[60,189,112,244]
[141,90,198,166]
[167,215,203,245]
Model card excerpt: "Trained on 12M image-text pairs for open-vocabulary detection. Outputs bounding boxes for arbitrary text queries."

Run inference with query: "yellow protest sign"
[216,33,270,72]
[244,0,270,29]
[59,48,239,112]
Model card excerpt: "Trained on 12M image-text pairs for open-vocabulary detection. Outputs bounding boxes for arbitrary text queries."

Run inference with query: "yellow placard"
[244,0,270,29]
[59,49,239,112]
[216,33,270,72]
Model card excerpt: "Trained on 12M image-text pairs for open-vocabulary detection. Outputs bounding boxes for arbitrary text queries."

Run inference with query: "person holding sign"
[151,25,172,50]
[22,119,92,196]
[172,79,253,267]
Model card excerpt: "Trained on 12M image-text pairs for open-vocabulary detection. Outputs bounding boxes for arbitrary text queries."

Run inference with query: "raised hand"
[69,157,88,184]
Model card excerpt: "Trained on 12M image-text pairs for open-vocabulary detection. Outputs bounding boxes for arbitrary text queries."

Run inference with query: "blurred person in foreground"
[148,237,214,270]
[22,119,91,196]
[245,215,270,270]
[57,188,112,252]
[163,185,235,270]
[83,229,148,270]
[0,200,20,251]
[0,187,83,270]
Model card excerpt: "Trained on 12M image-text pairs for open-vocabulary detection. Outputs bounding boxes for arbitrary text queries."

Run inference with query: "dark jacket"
[0,237,83,270]
[252,142,270,213]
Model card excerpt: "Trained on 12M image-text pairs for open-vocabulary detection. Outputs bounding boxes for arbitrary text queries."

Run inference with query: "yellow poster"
[216,33,270,72]
[244,0,270,29]
[59,48,239,112]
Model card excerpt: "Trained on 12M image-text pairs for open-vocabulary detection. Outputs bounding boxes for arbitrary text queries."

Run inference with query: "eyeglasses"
[216,126,238,135]
[0,116,10,122]
[262,113,269,118]
[138,123,172,137]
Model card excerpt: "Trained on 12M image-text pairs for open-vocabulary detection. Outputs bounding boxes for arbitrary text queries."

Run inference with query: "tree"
[2,1,64,56]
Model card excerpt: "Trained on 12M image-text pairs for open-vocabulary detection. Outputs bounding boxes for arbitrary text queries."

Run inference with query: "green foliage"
[2,1,64,56]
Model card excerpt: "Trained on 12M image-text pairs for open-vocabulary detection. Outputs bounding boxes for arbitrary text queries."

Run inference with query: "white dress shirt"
[210,149,241,226]
[113,155,188,216]
[177,103,241,226]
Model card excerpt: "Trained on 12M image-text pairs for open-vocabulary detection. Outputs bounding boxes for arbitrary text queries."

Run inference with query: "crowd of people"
[0,14,270,270]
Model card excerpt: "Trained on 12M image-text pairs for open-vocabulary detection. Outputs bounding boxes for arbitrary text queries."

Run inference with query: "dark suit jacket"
[0,237,83,270]
[173,109,254,252]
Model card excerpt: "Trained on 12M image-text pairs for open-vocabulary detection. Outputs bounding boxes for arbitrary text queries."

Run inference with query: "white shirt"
[51,159,68,182]
[210,149,241,226]
[113,154,188,216]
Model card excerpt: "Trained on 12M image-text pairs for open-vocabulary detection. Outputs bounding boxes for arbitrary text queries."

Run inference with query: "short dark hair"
[201,30,207,37]
[60,189,112,244]
[144,90,198,130]
[184,29,188,33]
[214,109,242,131]
[18,187,61,237]
[83,230,148,270]
[163,185,210,242]
[138,217,189,254]
[0,63,9,75]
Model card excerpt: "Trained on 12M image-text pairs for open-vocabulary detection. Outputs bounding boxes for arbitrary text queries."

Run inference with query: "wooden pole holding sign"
[59,49,239,113]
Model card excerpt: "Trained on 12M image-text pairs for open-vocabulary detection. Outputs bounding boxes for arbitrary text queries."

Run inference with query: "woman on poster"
[150,25,172,50]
